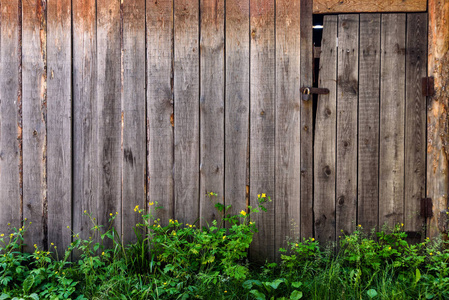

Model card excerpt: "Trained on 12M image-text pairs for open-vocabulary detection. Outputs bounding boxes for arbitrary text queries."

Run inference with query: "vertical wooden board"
[173,1,199,223]
[47,0,72,254]
[73,0,97,243]
[249,0,275,261]
[22,0,47,251]
[314,15,337,243]
[199,0,225,226]
[358,14,380,231]
[96,0,122,244]
[0,0,21,234]
[225,0,250,218]
[147,0,174,225]
[379,14,406,228]
[300,0,314,239]
[122,0,146,244]
[404,13,427,235]
[275,0,301,254]
[336,14,359,235]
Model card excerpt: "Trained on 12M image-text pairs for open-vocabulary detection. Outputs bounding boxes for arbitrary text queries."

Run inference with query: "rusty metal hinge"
[422,77,435,97]
[420,198,433,218]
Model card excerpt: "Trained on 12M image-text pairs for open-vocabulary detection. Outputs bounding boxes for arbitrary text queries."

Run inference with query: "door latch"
[300,87,330,101]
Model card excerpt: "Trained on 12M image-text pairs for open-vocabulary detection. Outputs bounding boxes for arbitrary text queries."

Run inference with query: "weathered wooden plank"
[73,0,97,242]
[314,15,337,244]
[313,0,427,14]
[147,0,174,225]
[0,0,21,234]
[22,0,47,251]
[199,0,225,227]
[275,0,301,255]
[225,0,250,218]
[173,1,200,223]
[379,13,406,228]
[336,14,359,235]
[300,0,314,239]
[96,0,122,244]
[47,0,72,254]
[358,14,380,231]
[122,0,146,244]
[427,0,449,238]
[404,13,427,237]
[249,0,275,262]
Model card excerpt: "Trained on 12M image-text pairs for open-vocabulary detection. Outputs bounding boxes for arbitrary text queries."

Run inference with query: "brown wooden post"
[427,0,449,238]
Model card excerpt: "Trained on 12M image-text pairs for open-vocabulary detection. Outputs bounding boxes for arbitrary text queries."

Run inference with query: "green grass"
[1,195,449,299]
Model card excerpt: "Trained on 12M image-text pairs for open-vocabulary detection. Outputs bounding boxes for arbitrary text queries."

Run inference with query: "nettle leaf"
[290,290,303,300]
[265,278,285,290]
[249,290,266,300]
[28,294,39,300]
[243,279,262,289]
[415,268,421,284]
[23,275,35,293]
[367,289,378,299]
[291,282,302,288]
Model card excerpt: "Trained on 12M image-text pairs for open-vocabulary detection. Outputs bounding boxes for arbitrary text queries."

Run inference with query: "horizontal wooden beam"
[313,0,427,14]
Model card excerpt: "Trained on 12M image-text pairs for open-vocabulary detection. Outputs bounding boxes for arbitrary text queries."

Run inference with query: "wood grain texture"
[225,0,250,218]
[249,0,275,262]
[336,14,359,235]
[275,0,301,256]
[313,0,427,14]
[122,0,146,244]
[358,14,380,231]
[0,0,21,233]
[300,0,314,239]
[427,0,449,238]
[96,0,122,245]
[379,13,406,228]
[72,0,97,243]
[404,13,427,236]
[147,0,174,225]
[199,0,225,227]
[47,0,72,255]
[314,15,337,244]
[174,0,200,223]
[22,0,47,251]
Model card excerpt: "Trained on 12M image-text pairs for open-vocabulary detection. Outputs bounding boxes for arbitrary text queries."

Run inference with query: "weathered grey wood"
[200,0,225,227]
[404,13,427,236]
[47,0,72,255]
[249,0,276,262]
[22,0,47,251]
[73,0,97,243]
[122,0,146,244]
[358,14,381,231]
[96,0,122,245]
[379,13,406,228]
[225,0,250,218]
[314,15,337,243]
[174,1,200,223]
[147,0,174,225]
[0,0,21,234]
[336,14,359,235]
[300,0,314,239]
[275,0,301,254]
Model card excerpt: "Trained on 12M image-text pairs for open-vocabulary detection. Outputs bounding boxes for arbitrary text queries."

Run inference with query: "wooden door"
[314,13,428,243]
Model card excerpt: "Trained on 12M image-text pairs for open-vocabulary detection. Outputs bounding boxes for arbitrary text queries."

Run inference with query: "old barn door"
[314,13,428,243]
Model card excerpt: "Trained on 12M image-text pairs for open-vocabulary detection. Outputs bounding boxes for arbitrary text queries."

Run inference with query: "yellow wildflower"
[388,247,391,250]
[110,213,113,216]
[223,235,226,240]
[134,205,139,212]
[430,252,433,256]
[311,238,315,242]
[102,252,105,256]
[164,282,167,285]
[24,218,27,221]
[84,210,87,214]
[189,225,192,228]
[172,231,177,236]
[240,210,247,216]
[34,244,37,248]
[257,194,261,198]
[262,193,266,198]
[7,223,10,226]
[116,212,118,215]
[19,228,22,232]
[51,243,54,246]
[36,257,39,260]
[149,202,154,206]
[250,222,254,225]
[0,234,4,237]
[401,223,404,227]
[295,243,299,247]
[358,224,362,228]
[224,291,227,293]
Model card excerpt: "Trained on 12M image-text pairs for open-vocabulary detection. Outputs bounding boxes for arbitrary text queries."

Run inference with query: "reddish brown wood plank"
[147,0,174,225]
[314,15,337,244]
[122,0,146,244]
[22,0,47,251]
[199,0,225,227]
[0,0,21,235]
[313,0,427,14]
[249,0,276,262]
[47,0,72,255]
[225,0,250,218]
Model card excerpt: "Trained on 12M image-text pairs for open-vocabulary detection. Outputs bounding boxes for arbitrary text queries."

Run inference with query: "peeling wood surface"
[313,0,427,14]
[0,0,21,235]
[199,0,225,227]
[427,0,449,238]
[47,0,72,256]
[22,0,47,251]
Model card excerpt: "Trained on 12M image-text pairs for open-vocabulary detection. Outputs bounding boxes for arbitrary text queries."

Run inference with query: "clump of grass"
[1,195,449,300]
